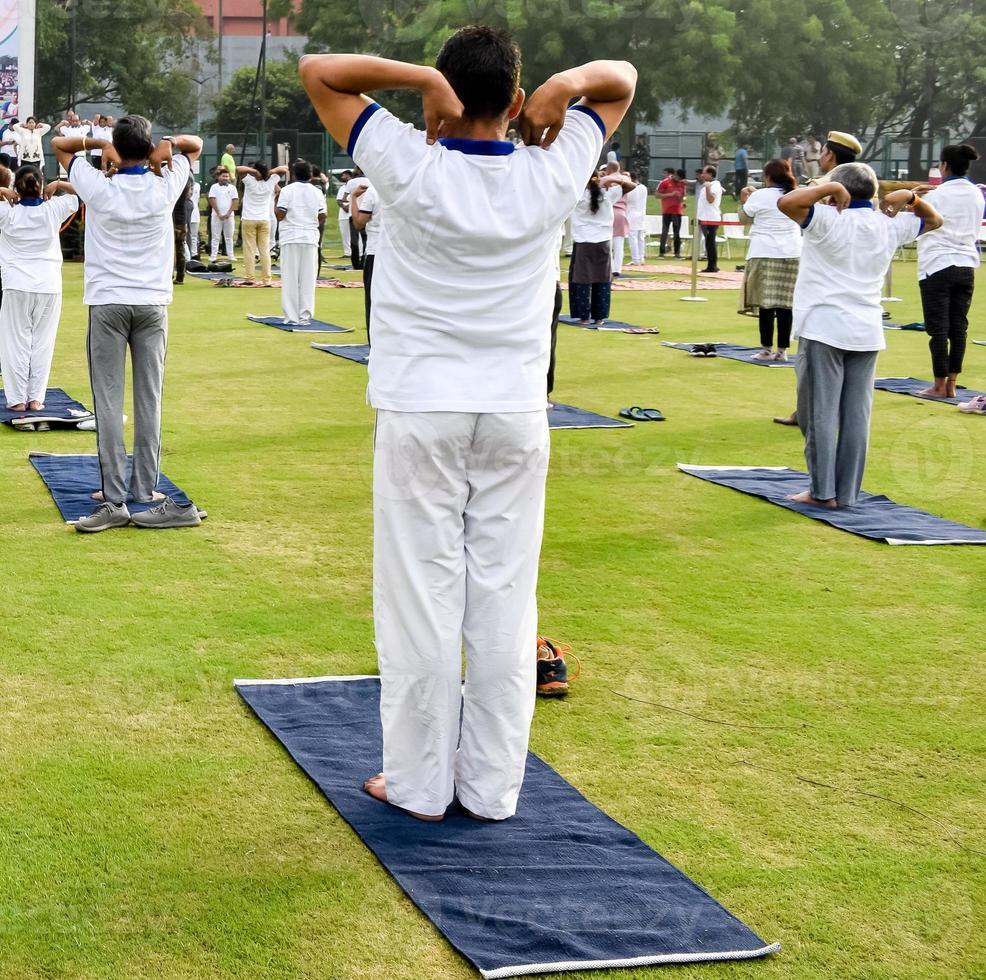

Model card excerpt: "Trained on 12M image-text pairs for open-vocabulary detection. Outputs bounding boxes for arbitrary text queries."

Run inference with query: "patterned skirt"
[741,257,799,312]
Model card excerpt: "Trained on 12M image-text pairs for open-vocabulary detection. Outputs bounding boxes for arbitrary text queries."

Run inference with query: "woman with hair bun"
[0,165,78,420]
[915,143,984,398]
[739,158,803,361]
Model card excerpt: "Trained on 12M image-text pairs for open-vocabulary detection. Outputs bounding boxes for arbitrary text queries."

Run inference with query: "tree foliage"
[209,55,321,134]
[36,0,210,127]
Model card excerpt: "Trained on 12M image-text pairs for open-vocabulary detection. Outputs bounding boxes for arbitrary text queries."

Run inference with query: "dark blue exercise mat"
[661,342,798,367]
[312,342,370,364]
[0,388,93,426]
[560,315,658,333]
[234,675,780,978]
[247,315,352,333]
[29,453,195,524]
[883,322,925,331]
[548,403,632,429]
[873,377,986,406]
[188,271,236,280]
[679,464,986,545]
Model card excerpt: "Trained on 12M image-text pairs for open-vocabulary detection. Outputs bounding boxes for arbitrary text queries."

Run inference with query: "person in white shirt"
[350,181,381,340]
[739,159,802,361]
[624,172,648,265]
[90,115,114,170]
[300,30,635,822]
[54,112,91,177]
[235,162,288,284]
[696,164,723,272]
[274,159,326,324]
[915,143,984,399]
[1,120,21,165]
[570,173,625,323]
[52,118,204,533]
[777,163,942,509]
[207,167,238,262]
[0,168,78,414]
[334,168,353,256]
[12,117,50,173]
[188,177,202,258]
[343,168,370,268]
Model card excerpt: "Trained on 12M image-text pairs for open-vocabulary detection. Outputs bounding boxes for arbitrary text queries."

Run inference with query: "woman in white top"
[0,165,78,418]
[916,143,984,399]
[275,159,326,324]
[739,159,803,361]
[236,162,288,284]
[11,118,51,171]
[569,172,629,324]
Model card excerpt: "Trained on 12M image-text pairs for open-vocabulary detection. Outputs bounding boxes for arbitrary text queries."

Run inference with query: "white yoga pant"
[279,243,318,324]
[611,236,626,275]
[373,409,550,819]
[628,228,646,265]
[338,212,352,256]
[210,213,235,260]
[0,289,62,406]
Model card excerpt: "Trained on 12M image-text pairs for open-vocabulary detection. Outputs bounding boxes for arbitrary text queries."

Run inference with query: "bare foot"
[786,490,838,509]
[8,403,26,412]
[27,401,44,411]
[362,773,444,822]
[917,386,949,399]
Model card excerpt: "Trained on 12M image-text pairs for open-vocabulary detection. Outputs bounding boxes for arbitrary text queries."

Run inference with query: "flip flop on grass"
[619,406,665,422]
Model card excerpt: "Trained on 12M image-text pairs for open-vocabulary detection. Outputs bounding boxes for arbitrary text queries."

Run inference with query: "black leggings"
[701,223,718,271]
[919,265,974,377]
[759,307,792,349]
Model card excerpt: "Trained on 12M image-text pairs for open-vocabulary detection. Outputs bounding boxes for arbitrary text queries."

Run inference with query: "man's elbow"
[299,55,329,95]
[922,214,944,233]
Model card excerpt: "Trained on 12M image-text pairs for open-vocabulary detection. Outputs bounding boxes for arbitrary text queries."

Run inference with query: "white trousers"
[373,410,550,819]
[209,213,235,260]
[279,243,318,324]
[611,236,626,275]
[0,289,62,406]
[338,212,352,256]
[628,228,646,265]
[189,213,200,255]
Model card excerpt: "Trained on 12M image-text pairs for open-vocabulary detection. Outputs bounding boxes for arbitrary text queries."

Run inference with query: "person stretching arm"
[778,180,943,232]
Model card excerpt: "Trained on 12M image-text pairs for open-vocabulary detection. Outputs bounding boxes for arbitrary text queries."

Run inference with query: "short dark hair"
[941,143,979,177]
[676,168,686,179]
[663,167,674,176]
[825,140,856,165]
[703,165,717,178]
[292,159,312,182]
[435,26,520,120]
[113,115,154,161]
[251,160,270,180]
[340,169,353,180]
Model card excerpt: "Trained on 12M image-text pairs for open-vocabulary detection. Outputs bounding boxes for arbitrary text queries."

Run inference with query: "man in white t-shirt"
[343,167,370,268]
[624,172,648,265]
[300,31,635,822]
[54,112,91,177]
[90,115,114,170]
[696,164,723,272]
[207,167,238,262]
[777,163,942,508]
[52,118,204,532]
[274,160,326,324]
[335,168,353,256]
[350,181,381,340]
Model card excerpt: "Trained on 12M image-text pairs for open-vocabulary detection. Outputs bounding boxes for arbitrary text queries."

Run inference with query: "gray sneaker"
[131,497,202,529]
[76,501,131,533]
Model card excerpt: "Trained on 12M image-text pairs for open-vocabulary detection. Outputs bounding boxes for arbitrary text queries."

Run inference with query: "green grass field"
[1,231,984,980]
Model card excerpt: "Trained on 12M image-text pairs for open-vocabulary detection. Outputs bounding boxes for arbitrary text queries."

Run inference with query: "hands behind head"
[101,144,121,176]
[826,182,851,212]
[881,187,916,217]
[421,69,464,145]
[517,76,571,149]
[0,186,17,203]
[739,185,755,204]
[148,139,173,177]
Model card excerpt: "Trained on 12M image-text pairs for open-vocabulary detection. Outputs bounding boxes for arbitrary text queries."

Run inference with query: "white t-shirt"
[336,184,349,215]
[357,185,382,256]
[344,175,369,210]
[69,154,191,306]
[240,173,280,221]
[0,195,78,292]
[742,186,803,259]
[90,125,113,156]
[276,181,326,245]
[625,183,648,231]
[793,203,923,351]
[696,179,723,223]
[571,184,622,244]
[61,123,91,158]
[207,182,238,216]
[352,102,604,412]
[916,177,984,280]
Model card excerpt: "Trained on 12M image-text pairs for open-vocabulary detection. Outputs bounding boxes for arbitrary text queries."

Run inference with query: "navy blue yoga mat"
[235,675,779,978]
[0,388,93,425]
[312,342,370,364]
[874,377,985,406]
[662,342,798,367]
[548,403,631,429]
[883,322,925,331]
[29,453,195,524]
[247,315,352,333]
[679,465,986,545]
[560,315,658,333]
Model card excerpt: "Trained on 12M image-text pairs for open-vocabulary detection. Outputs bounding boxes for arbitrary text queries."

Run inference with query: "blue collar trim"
[117,165,150,175]
[347,102,382,157]
[438,137,514,156]
[19,198,43,206]
[568,105,606,139]
[847,200,874,209]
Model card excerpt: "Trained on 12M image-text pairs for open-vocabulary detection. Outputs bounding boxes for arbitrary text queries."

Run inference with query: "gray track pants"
[796,338,878,507]
[87,305,168,505]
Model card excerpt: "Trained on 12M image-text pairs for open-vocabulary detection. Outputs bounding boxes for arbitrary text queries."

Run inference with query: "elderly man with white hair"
[777,163,943,509]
